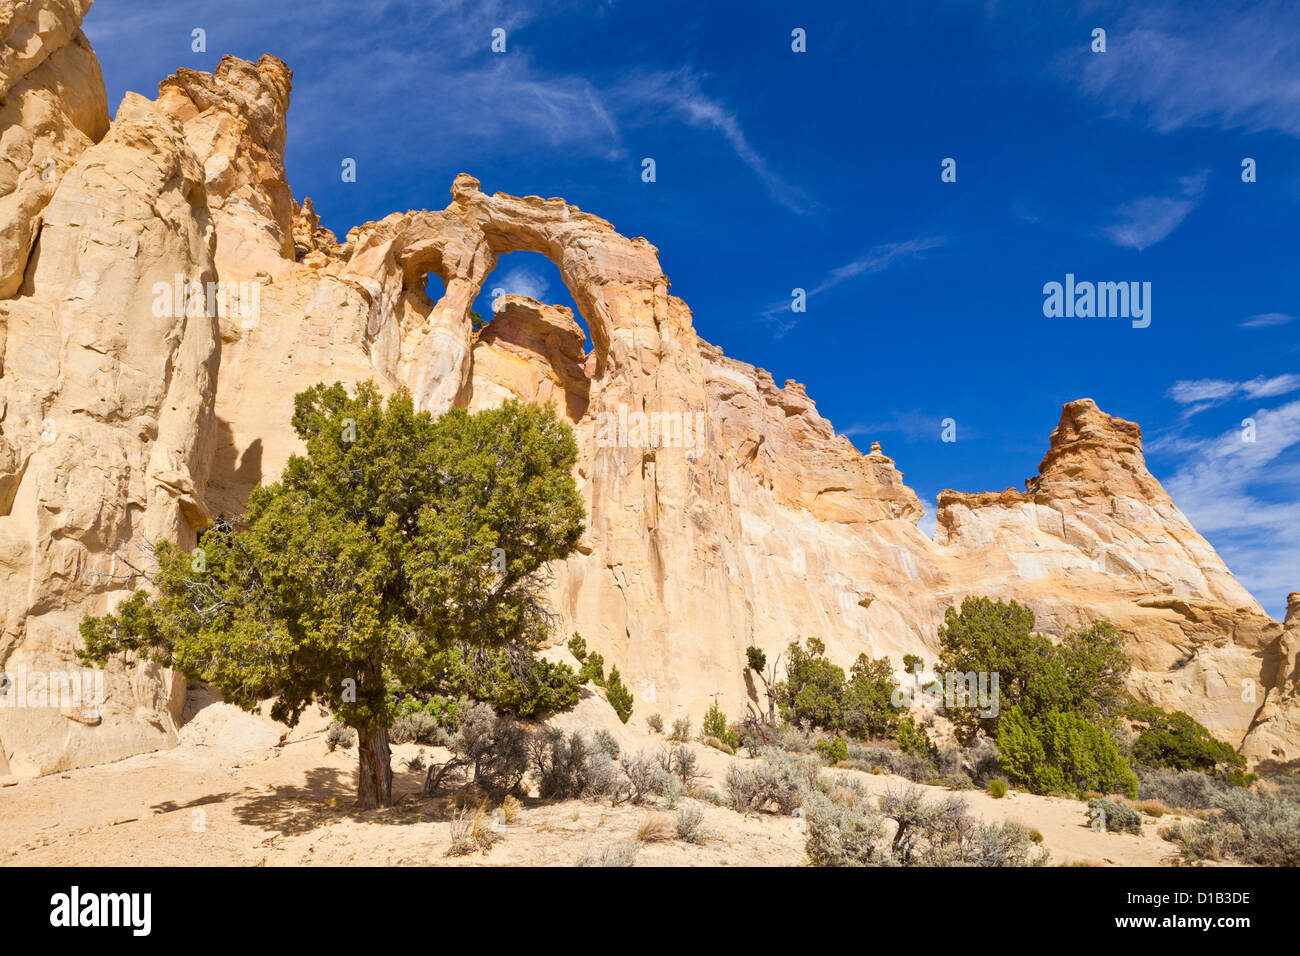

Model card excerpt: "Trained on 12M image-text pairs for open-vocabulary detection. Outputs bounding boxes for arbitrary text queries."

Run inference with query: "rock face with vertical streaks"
[0,2,1294,775]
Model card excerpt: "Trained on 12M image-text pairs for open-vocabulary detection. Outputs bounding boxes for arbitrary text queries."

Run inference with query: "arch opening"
[470,250,591,351]
[464,250,593,424]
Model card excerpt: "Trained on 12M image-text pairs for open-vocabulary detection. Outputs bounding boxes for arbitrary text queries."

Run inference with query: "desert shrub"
[703,736,736,756]
[646,713,664,734]
[756,748,820,814]
[987,778,1009,799]
[724,751,816,815]
[724,763,756,812]
[576,841,640,867]
[898,752,940,783]
[776,721,816,753]
[1088,797,1142,834]
[816,772,869,807]
[446,803,500,857]
[939,772,975,791]
[424,702,529,799]
[880,786,953,865]
[803,780,1049,867]
[879,785,1048,866]
[804,790,888,866]
[846,742,901,774]
[996,706,1138,798]
[701,700,740,750]
[933,745,962,776]
[1134,800,1168,817]
[1125,705,1246,773]
[613,751,668,806]
[961,738,1003,785]
[674,806,707,844]
[657,743,704,789]
[736,717,778,753]
[1163,789,1300,866]
[499,794,522,824]
[655,769,685,808]
[530,728,618,800]
[966,820,1049,866]
[815,736,850,765]
[669,717,692,742]
[636,812,676,843]
[1136,767,1229,810]
[389,710,445,745]
[591,729,620,760]
[326,723,356,751]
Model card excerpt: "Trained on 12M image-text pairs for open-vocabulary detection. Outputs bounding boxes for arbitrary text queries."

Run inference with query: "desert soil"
[0,690,1195,867]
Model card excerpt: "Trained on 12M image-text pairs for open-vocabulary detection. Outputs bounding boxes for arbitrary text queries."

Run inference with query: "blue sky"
[86,1,1300,617]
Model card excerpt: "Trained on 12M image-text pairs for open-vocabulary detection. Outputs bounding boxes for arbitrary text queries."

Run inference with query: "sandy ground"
[0,692,1195,867]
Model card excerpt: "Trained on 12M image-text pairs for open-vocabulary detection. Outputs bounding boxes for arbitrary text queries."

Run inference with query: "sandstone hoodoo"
[0,1,1294,778]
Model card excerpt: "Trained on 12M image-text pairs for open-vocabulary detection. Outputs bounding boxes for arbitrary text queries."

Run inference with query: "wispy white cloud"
[86,0,805,212]
[492,264,551,304]
[810,238,949,295]
[843,408,976,444]
[761,236,947,334]
[1167,379,1240,406]
[1159,398,1300,617]
[1101,171,1207,250]
[1168,375,1300,414]
[1240,312,1296,329]
[1065,1,1300,137]
[612,69,814,214]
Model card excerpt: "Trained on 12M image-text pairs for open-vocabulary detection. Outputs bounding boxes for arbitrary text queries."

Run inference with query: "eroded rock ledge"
[0,6,1293,775]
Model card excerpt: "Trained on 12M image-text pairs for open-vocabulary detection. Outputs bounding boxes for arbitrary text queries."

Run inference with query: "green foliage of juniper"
[935,597,1130,742]
[775,638,905,740]
[776,638,846,730]
[842,653,904,739]
[79,383,585,808]
[895,713,936,759]
[578,650,605,685]
[413,641,582,719]
[604,665,634,724]
[566,630,634,723]
[815,735,849,764]
[996,705,1138,798]
[1125,704,1247,773]
[702,699,739,750]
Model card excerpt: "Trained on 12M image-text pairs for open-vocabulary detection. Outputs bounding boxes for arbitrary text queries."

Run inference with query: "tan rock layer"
[0,21,1293,774]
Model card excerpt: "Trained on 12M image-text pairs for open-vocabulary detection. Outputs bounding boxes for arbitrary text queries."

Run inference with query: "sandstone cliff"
[0,0,1293,775]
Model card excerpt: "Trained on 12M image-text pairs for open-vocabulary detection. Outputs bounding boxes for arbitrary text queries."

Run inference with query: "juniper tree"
[80,382,585,808]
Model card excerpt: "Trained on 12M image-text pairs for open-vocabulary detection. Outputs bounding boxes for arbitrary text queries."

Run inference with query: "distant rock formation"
[0,0,1294,775]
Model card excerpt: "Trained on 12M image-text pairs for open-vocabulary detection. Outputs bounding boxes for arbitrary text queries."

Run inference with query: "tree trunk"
[356,726,393,809]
